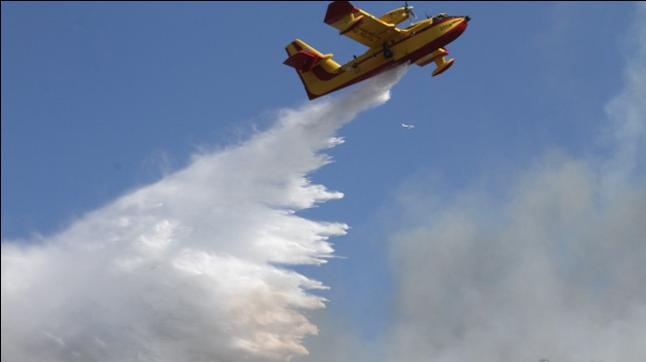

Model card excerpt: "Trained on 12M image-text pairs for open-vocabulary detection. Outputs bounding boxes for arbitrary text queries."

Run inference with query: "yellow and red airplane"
[284,1,470,100]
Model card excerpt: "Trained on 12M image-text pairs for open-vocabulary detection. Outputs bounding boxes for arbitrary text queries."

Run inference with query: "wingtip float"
[284,1,470,100]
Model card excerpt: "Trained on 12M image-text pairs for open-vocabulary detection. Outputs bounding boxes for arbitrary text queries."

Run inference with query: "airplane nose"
[465,16,471,22]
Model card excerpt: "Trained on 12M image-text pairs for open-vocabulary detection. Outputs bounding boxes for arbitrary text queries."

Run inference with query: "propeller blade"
[404,1,415,20]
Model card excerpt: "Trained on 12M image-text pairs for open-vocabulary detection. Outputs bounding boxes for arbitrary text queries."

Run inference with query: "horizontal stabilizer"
[283,51,321,72]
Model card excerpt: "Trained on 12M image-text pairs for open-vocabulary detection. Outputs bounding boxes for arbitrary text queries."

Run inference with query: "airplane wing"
[324,1,402,48]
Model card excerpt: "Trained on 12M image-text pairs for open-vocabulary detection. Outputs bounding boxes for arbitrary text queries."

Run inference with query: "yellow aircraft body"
[284,1,470,100]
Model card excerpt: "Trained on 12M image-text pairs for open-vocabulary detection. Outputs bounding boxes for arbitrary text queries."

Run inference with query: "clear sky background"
[2,2,643,361]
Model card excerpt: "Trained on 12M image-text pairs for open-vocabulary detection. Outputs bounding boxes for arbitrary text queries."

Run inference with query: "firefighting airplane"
[284,1,470,100]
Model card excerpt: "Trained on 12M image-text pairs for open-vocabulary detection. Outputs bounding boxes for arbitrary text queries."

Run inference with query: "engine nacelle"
[380,7,412,26]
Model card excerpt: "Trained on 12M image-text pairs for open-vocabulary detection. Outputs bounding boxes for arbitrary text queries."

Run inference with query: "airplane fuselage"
[301,16,469,98]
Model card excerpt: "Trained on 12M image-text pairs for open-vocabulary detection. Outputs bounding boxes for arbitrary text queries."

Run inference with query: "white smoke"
[1,67,407,362]
[388,5,646,362]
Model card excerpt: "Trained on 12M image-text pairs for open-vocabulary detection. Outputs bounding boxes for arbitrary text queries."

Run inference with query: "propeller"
[404,1,416,20]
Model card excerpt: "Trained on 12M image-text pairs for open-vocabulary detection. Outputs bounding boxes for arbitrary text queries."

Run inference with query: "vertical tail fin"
[284,39,341,100]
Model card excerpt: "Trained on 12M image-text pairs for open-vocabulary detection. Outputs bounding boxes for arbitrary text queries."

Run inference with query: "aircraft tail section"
[284,39,342,100]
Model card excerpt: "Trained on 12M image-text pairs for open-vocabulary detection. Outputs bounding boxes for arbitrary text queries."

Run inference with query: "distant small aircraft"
[284,1,470,100]
[401,123,415,129]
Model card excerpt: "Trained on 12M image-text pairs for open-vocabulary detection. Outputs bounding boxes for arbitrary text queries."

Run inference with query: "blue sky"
[2,2,642,359]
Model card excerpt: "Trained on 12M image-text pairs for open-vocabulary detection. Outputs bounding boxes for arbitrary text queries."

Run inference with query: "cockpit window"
[433,13,449,21]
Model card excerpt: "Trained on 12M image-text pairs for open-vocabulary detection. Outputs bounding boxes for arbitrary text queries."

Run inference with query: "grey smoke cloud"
[1,68,408,361]
[388,5,646,362]
[390,155,646,362]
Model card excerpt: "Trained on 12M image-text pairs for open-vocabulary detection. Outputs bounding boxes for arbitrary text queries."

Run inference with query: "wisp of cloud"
[1,67,407,362]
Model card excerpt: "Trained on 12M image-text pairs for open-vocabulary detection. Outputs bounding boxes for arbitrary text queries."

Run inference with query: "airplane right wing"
[324,1,402,48]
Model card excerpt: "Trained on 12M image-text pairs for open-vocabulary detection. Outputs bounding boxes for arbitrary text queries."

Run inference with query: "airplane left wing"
[324,1,402,48]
